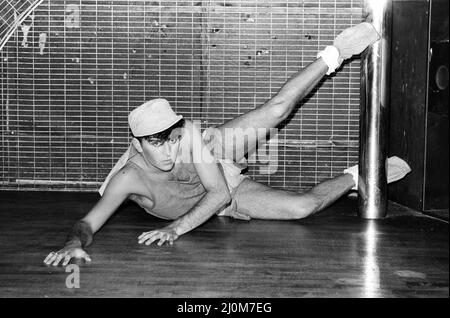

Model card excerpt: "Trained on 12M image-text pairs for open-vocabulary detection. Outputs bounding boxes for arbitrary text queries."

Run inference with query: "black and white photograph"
[0,0,448,302]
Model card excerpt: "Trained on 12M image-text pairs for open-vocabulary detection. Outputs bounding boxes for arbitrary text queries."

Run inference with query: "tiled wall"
[0,0,363,192]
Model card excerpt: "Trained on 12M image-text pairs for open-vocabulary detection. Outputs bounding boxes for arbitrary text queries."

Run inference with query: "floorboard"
[0,191,448,298]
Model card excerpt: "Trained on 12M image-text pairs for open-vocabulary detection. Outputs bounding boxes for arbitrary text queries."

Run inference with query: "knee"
[281,194,320,219]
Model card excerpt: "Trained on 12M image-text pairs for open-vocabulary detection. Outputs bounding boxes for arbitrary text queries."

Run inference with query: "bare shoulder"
[104,164,143,197]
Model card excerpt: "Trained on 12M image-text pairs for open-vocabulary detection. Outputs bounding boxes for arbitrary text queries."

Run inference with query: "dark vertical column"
[388,0,430,212]
[424,0,449,213]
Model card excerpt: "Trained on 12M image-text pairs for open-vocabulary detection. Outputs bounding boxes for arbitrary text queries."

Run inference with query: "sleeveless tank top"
[128,159,207,220]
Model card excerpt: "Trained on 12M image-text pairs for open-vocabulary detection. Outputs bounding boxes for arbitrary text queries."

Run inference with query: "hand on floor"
[44,246,91,267]
[138,226,179,246]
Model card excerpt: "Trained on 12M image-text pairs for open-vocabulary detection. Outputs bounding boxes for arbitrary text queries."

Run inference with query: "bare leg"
[210,58,328,163]
[232,173,355,220]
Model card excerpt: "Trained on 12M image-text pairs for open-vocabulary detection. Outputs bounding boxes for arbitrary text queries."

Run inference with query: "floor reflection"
[363,220,381,297]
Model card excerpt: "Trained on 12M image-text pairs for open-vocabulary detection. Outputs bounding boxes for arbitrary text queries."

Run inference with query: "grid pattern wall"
[0,0,363,192]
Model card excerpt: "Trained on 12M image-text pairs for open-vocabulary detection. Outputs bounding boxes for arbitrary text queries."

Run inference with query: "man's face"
[140,137,180,172]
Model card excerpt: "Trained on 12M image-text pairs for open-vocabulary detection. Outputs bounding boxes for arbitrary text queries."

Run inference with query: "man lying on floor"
[44,22,411,267]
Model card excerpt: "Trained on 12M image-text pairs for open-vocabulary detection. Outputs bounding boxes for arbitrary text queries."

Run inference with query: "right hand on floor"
[44,246,91,267]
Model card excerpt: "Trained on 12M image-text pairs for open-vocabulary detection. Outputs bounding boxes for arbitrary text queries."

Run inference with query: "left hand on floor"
[138,226,179,246]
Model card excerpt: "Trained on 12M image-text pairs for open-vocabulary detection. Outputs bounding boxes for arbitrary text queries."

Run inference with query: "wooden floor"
[0,191,448,298]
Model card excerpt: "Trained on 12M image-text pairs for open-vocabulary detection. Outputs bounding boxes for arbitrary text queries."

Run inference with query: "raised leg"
[209,59,328,163]
[207,22,380,164]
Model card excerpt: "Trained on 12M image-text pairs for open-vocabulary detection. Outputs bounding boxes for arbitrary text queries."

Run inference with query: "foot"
[344,156,412,190]
[318,23,381,75]
[333,22,381,61]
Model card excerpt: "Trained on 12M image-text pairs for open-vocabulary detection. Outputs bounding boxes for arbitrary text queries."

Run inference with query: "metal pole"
[359,0,392,219]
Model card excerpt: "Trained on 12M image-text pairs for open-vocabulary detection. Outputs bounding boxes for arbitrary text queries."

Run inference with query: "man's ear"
[132,137,143,153]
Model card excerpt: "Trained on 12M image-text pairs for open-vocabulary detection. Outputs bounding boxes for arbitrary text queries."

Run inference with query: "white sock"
[317,45,341,75]
[344,163,358,190]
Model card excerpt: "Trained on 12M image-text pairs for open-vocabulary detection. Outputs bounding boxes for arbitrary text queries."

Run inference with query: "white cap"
[128,98,183,137]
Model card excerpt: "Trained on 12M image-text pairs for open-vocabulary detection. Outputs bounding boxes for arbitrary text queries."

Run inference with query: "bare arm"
[171,121,231,235]
[138,121,231,246]
[169,189,229,237]
[44,168,138,266]
[80,169,137,234]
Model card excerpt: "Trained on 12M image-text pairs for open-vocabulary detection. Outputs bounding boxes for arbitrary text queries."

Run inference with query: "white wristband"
[317,45,341,75]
